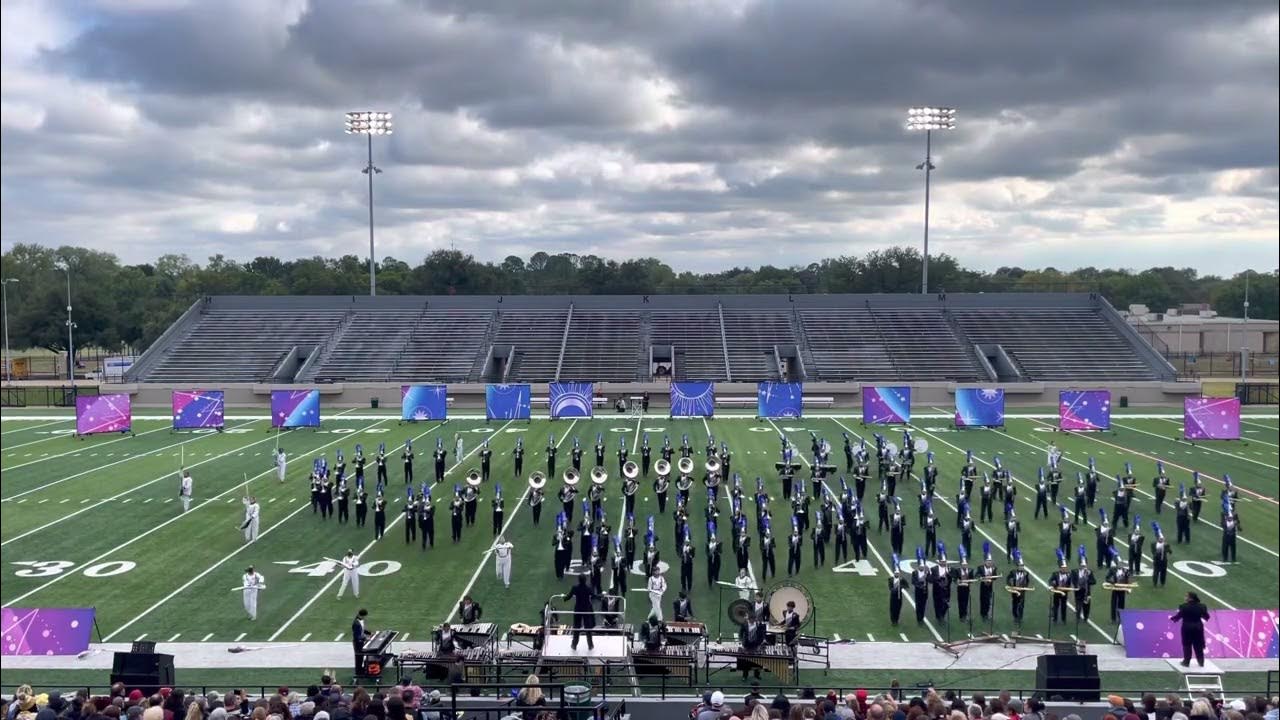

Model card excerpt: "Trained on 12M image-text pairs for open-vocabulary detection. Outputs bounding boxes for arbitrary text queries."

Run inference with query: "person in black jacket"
[351,608,368,677]
[563,573,597,650]
[1170,592,1211,667]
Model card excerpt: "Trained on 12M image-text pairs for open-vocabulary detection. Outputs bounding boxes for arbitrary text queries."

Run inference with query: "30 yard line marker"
[269,420,517,641]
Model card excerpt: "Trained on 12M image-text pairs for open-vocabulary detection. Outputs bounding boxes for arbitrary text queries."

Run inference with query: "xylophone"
[632,646,696,683]
[664,621,707,646]
[451,622,497,648]
[711,644,796,683]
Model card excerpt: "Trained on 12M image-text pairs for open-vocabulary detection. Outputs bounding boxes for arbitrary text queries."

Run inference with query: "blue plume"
[1005,500,1013,513]
[1157,461,1165,473]
[966,449,973,461]
[927,451,935,462]
[1099,508,1107,521]
[892,552,900,567]
[1125,462,1132,474]
[336,449,343,461]
[706,487,715,501]
[496,482,502,494]
[1038,467,1045,479]
[958,546,967,561]
[557,511,565,525]
[646,529,655,544]
[614,535,622,549]
[738,515,747,529]
[1013,549,1023,564]
[1179,482,1186,495]
[406,486,412,499]
[915,546,925,563]
[994,455,1002,468]
[454,483,461,495]
[1152,521,1161,535]
[1059,504,1068,516]
[596,432,602,444]
[647,515,654,531]
[791,516,799,530]
[423,485,431,500]
[643,433,649,445]
[1224,474,1233,486]
[764,516,772,530]
[627,512,634,524]
[840,477,848,491]
[1134,514,1141,527]
[937,540,946,557]
[1056,548,1065,565]
[1109,546,1120,560]
[357,477,364,491]
[1078,544,1087,560]
[355,443,363,455]
[707,520,717,535]
[596,506,604,519]
[1193,470,1200,482]
[378,442,385,453]
[1088,456,1095,468]
[581,498,589,511]
[982,541,992,559]
[1076,471,1083,481]
[591,535,598,549]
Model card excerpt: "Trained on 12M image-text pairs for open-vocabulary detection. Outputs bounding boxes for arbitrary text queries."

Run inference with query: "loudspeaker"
[1036,654,1100,701]
[110,652,175,694]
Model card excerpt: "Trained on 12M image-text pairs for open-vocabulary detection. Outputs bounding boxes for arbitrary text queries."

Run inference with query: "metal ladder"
[1184,673,1223,700]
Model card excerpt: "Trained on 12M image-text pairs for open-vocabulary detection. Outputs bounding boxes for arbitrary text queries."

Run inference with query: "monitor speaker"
[1036,654,1100,701]
[110,652,175,695]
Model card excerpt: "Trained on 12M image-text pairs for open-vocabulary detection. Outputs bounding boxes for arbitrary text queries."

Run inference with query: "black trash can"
[370,397,380,409]
[1118,396,1128,408]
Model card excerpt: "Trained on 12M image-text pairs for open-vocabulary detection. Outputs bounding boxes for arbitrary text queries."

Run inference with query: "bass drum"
[766,580,814,628]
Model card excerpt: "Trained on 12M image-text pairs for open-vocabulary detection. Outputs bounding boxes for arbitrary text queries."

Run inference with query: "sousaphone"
[705,457,721,487]
[622,461,640,480]
[528,471,547,489]
[563,468,580,486]
[465,469,482,487]
[590,466,609,485]
[677,456,695,476]
[654,458,671,478]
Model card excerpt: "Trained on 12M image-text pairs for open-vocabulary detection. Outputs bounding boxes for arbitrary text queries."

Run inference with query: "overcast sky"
[1,0,1277,275]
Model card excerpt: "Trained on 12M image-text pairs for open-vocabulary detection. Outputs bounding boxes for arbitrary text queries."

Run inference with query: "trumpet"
[465,469,482,487]
[677,457,695,476]
[528,471,547,489]
[654,458,671,478]
[622,460,640,479]
[590,466,609,486]
[563,468,580,486]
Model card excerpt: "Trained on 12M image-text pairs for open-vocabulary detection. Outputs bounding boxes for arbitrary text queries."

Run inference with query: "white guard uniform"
[242,571,266,620]
[179,473,193,513]
[338,554,360,598]
[734,572,757,600]
[241,498,260,542]
[276,450,287,482]
[493,541,514,588]
[646,573,667,621]
[455,438,465,462]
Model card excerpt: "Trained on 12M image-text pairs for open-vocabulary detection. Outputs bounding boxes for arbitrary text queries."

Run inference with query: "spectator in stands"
[514,675,546,720]
[743,682,765,710]
[750,705,770,720]
[1189,700,1215,720]
[695,691,725,720]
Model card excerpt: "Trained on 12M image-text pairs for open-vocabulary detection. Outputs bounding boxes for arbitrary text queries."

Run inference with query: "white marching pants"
[495,555,512,587]
[243,589,258,620]
[338,570,360,598]
[243,519,259,543]
[648,592,663,621]
[277,466,286,482]
[181,496,191,513]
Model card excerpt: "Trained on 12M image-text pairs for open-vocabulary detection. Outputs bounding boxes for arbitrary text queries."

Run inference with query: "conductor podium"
[1035,654,1100,701]
[110,650,175,694]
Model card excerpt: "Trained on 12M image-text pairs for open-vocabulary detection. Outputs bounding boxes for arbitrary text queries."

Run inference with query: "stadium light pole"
[54,260,76,385]
[345,111,393,297]
[906,107,957,294]
[1,278,17,383]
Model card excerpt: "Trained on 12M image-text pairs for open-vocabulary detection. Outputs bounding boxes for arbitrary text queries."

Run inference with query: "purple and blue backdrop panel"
[670,381,715,418]
[271,389,321,429]
[1120,609,1278,659]
[1184,396,1241,440]
[758,382,803,418]
[1059,390,1111,431]
[549,382,594,419]
[401,384,448,421]
[172,390,225,430]
[955,388,1005,428]
[861,386,910,425]
[485,384,531,420]
[1,608,96,656]
[75,394,132,436]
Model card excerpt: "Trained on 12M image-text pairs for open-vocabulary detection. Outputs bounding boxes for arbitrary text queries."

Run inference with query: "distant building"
[1124,304,1278,355]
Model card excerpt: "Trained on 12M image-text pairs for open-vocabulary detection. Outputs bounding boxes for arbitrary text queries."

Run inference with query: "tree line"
[1,242,1274,355]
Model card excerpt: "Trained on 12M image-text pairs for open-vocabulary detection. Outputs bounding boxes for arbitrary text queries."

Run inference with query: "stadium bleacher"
[126,294,1175,384]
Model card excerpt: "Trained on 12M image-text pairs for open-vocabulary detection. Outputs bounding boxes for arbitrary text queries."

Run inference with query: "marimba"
[711,644,796,683]
[632,645,696,683]
[452,622,497,648]
[664,621,707,646]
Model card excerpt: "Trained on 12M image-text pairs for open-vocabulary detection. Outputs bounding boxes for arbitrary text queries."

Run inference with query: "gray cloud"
[0,0,1276,275]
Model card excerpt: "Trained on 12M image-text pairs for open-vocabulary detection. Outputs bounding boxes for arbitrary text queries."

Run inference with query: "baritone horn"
[465,469,482,486]
[623,460,640,479]
[677,456,695,476]
[591,466,609,485]
[563,468,580,486]
[528,471,547,489]
[655,458,671,478]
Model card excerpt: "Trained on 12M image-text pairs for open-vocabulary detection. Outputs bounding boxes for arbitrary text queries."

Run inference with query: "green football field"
[2,407,1277,654]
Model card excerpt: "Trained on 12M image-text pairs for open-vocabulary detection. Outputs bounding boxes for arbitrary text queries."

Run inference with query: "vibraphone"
[451,622,497,649]
[396,647,492,682]
[631,646,696,684]
[664,621,708,647]
[708,644,797,684]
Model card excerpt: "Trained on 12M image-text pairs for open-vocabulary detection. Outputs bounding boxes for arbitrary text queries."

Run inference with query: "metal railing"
[0,384,96,407]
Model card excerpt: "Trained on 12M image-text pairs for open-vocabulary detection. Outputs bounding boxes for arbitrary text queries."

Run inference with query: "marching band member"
[1175,484,1191,543]
[1071,545,1096,621]
[1119,461,1138,500]
[960,450,978,503]
[1152,462,1170,514]
[1151,522,1170,586]
[991,455,1009,501]
[623,516,637,568]
[979,474,995,523]
[1112,475,1132,528]
[737,617,766,680]
[1058,505,1074,556]
[642,529,661,577]
[641,435,651,476]
[1073,472,1088,524]
[854,441,871,502]
[558,473,578,525]
[546,434,558,478]
[276,447,288,483]
[578,501,594,565]
[787,518,803,576]
[1221,499,1240,563]
[337,549,360,599]
[611,536,628,592]
[1034,468,1050,519]
[953,549,974,621]
[833,515,848,563]
[528,472,544,526]
[618,437,630,477]
[922,451,938,498]
[240,493,260,543]
[178,469,193,513]
[491,484,505,536]
[1095,508,1115,567]
[320,470,334,520]
[463,480,480,527]
[706,522,723,587]
[589,474,606,518]
[1004,504,1020,561]
[336,475,350,524]
[419,486,434,548]
[923,502,939,558]
[355,479,368,527]
[457,594,483,624]
[930,543,952,622]
[1047,455,1063,504]
[641,611,667,652]
[354,444,366,486]
[373,492,386,538]
[1127,517,1145,574]
[449,486,465,543]
[889,498,906,556]
[1050,550,1072,624]
[810,511,826,568]
[589,537,605,594]
[910,549,929,625]
[1084,457,1100,507]
[1006,550,1030,625]
[851,503,868,561]
[760,522,777,580]
[977,543,999,621]
[553,516,571,579]
[843,432,855,473]
[673,590,694,621]
[479,439,492,482]
[647,566,667,621]
[454,433,464,468]
[513,437,524,478]
[403,487,418,544]
[653,467,669,514]
[238,565,266,620]
[375,442,387,487]
[402,439,415,484]
[1190,472,1206,522]
[958,502,974,560]
[782,599,802,648]
[1105,548,1131,623]
[888,553,905,626]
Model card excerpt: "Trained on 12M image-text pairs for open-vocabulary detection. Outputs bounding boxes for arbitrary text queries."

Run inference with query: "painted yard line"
[2,419,396,607]
[3,432,79,451]
[100,419,449,640]
[443,420,579,626]
[0,412,1221,422]
[3,425,171,472]
[974,427,1238,609]
[201,633,214,642]
[704,415,757,587]
[1029,418,1278,505]
[4,420,264,501]
[0,419,73,436]
[270,419,519,641]
[1,428,291,547]
[168,633,181,642]
[831,418,1117,643]
[610,416,645,592]
[1204,421,1280,449]
[235,632,246,642]
[1240,418,1280,431]
[300,633,312,642]
[996,426,1279,560]
[765,418,945,645]
[1112,420,1280,471]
